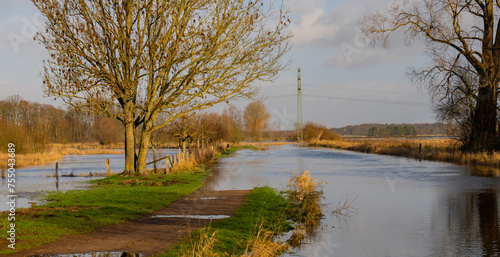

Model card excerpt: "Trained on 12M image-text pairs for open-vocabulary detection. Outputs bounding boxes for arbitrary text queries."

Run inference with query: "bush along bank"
[160,171,327,257]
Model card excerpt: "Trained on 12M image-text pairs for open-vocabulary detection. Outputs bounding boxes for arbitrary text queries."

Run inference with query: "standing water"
[0,149,180,211]
[204,145,500,257]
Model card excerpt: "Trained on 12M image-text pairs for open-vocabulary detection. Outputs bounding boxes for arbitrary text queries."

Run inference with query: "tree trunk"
[123,103,136,176]
[136,129,151,176]
[182,140,187,153]
[467,84,498,151]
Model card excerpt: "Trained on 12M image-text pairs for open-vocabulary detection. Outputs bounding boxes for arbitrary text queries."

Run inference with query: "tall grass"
[286,171,326,228]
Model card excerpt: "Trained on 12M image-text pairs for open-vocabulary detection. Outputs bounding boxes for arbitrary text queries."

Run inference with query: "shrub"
[286,171,326,227]
[303,122,341,142]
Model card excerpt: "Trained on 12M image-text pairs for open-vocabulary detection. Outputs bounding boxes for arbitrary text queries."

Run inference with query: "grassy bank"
[161,171,326,257]
[160,187,293,257]
[0,168,207,254]
[310,139,500,170]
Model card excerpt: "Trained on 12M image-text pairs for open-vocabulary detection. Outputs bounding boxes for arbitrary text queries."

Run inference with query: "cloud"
[286,0,428,69]
[288,0,386,47]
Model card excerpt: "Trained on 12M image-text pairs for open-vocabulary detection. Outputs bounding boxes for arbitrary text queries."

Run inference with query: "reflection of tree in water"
[434,188,500,256]
[478,191,500,256]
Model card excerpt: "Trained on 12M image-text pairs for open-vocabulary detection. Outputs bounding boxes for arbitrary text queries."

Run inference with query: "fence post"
[2,165,5,179]
[165,155,171,174]
[55,162,59,178]
[106,158,111,176]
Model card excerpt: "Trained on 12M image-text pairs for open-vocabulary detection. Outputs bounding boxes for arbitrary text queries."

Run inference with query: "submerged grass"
[0,169,207,254]
[160,187,293,257]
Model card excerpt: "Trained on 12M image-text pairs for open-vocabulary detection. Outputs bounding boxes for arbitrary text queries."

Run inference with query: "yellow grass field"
[310,138,500,171]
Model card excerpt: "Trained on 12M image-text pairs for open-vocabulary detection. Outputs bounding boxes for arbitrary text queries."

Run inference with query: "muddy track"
[8,190,251,257]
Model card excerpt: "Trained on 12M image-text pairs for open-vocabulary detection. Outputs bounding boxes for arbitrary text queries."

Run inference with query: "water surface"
[204,145,500,257]
[1,149,180,211]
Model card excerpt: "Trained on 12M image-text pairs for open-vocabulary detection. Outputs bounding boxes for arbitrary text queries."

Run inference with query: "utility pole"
[297,67,303,142]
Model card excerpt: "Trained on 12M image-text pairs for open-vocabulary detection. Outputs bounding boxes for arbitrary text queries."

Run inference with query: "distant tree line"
[367,125,417,137]
[333,123,449,136]
[0,96,286,153]
[0,95,123,153]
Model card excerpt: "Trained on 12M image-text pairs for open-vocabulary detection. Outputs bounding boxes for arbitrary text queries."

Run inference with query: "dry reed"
[310,138,500,170]
[181,228,221,257]
[286,171,326,228]
[241,224,289,257]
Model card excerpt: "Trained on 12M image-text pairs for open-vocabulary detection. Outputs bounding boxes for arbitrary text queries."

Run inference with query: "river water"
[204,145,500,257]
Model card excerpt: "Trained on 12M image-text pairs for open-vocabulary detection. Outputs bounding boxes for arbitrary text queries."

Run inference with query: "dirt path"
[9,190,251,257]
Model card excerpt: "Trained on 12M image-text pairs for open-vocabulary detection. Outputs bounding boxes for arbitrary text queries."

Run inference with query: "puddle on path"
[186,196,228,200]
[31,252,142,257]
[151,214,230,219]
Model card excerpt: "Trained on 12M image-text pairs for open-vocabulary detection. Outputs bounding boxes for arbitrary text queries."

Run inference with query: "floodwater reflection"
[205,145,500,256]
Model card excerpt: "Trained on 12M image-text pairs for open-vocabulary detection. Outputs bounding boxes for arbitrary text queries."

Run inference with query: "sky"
[1,0,435,129]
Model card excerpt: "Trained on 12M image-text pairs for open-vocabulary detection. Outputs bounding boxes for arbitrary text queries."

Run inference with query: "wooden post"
[2,165,5,179]
[165,155,171,174]
[418,143,422,153]
[55,162,59,178]
[106,158,111,176]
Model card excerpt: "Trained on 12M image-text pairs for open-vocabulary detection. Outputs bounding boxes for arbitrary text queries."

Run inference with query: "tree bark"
[123,103,136,176]
[467,83,498,151]
[136,128,151,176]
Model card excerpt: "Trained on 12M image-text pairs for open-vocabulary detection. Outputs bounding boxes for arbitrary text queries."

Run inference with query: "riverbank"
[160,187,293,257]
[309,138,500,172]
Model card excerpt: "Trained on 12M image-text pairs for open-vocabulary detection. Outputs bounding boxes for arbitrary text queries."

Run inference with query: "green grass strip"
[0,168,208,254]
[160,186,293,257]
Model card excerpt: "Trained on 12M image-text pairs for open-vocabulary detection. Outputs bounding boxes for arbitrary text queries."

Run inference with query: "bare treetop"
[34,0,292,174]
[362,0,500,151]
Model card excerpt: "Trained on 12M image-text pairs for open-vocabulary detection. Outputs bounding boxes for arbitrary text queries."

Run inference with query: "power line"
[267,94,429,107]
[263,84,424,96]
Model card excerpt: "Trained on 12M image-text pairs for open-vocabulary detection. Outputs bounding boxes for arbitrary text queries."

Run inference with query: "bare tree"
[244,101,271,141]
[362,0,500,151]
[223,105,244,143]
[167,111,199,153]
[34,0,292,175]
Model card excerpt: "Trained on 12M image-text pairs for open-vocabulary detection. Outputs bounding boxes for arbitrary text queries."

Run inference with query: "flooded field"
[204,145,500,257]
[0,149,179,211]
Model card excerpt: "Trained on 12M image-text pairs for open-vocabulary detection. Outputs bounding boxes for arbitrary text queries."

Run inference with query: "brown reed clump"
[286,171,326,228]
[241,228,289,257]
[181,228,221,257]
